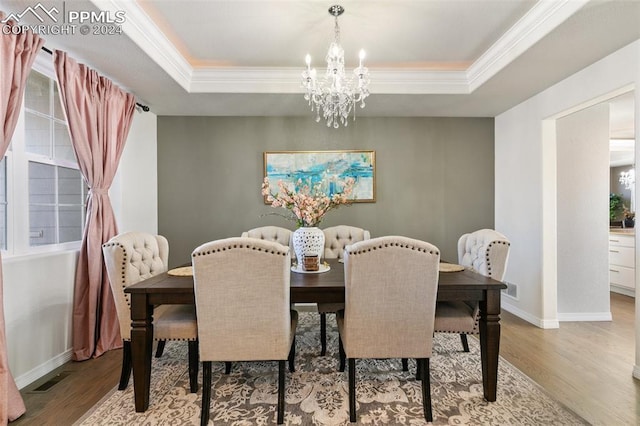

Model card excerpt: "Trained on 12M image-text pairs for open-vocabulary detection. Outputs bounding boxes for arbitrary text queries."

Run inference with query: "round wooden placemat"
[439,263,465,272]
[167,266,193,276]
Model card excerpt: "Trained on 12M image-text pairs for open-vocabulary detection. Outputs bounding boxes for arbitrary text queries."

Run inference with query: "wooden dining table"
[124,258,506,413]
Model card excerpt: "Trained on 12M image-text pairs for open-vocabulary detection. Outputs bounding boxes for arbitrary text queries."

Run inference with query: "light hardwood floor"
[11,293,639,425]
[500,292,639,426]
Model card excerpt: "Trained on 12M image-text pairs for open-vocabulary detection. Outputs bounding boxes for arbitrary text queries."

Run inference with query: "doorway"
[554,89,635,315]
[609,91,636,298]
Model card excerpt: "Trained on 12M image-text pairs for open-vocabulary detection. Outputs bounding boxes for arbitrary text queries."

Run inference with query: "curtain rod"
[41,46,150,112]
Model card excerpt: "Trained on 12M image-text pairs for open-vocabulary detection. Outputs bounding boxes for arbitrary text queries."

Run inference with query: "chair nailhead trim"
[484,240,510,277]
[192,243,288,257]
[348,241,438,256]
[103,241,132,308]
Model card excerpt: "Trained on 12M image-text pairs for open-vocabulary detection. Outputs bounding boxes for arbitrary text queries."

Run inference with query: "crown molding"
[92,0,193,91]
[369,70,469,94]
[96,0,586,96]
[190,68,302,93]
[466,0,589,91]
[190,68,469,94]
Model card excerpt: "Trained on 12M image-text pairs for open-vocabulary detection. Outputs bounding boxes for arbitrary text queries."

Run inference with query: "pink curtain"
[54,50,136,361]
[0,13,45,423]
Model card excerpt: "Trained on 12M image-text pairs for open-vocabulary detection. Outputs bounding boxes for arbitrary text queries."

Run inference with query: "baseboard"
[15,349,73,390]
[610,285,635,298]
[633,364,640,380]
[556,311,612,322]
[502,301,613,326]
[502,300,559,329]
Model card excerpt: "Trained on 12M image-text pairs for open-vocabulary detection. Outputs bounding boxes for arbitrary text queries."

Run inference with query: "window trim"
[1,52,84,259]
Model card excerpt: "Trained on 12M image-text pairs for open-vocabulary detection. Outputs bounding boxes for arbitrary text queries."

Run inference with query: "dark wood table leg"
[479,289,501,402]
[129,293,154,412]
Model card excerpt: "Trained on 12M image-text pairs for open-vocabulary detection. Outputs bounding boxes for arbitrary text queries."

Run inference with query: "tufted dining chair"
[102,232,199,392]
[241,225,295,259]
[337,236,440,423]
[241,226,292,247]
[317,225,370,355]
[192,237,298,425]
[434,229,510,352]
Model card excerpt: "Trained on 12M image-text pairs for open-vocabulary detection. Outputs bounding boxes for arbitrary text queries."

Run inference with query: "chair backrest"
[323,225,371,259]
[457,229,510,281]
[342,236,440,359]
[241,226,292,247]
[102,232,169,340]
[192,237,292,361]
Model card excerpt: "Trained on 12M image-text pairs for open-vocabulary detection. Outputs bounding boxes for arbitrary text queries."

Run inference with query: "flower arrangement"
[261,176,355,227]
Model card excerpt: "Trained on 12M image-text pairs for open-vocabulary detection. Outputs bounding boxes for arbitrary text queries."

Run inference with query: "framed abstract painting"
[263,150,376,203]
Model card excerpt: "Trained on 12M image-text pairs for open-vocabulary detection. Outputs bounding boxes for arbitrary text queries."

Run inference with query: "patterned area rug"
[76,312,586,425]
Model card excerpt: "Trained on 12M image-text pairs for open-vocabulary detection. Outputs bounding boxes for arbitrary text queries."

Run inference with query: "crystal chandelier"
[619,169,635,190]
[301,5,370,128]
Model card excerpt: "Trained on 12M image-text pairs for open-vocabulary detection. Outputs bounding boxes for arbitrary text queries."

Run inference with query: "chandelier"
[619,169,635,190]
[301,5,370,128]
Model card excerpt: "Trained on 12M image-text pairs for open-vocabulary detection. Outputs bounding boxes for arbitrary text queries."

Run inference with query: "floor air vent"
[29,371,71,393]
[502,281,518,299]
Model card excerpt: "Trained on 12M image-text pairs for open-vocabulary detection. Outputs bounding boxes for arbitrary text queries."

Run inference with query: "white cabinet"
[609,232,635,296]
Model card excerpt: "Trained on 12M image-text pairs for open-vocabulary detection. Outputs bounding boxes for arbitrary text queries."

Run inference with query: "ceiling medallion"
[301,5,370,128]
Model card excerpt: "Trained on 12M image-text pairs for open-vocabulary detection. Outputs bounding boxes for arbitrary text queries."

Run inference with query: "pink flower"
[262,177,355,227]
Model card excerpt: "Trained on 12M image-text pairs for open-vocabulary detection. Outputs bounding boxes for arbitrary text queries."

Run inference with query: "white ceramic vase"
[292,227,325,263]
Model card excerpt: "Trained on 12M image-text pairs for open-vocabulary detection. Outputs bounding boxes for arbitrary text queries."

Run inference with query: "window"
[24,70,86,247]
[1,65,86,254]
[28,162,85,246]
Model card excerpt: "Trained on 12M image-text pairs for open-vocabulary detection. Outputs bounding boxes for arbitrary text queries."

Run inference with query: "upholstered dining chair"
[192,237,298,426]
[241,225,294,259]
[241,225,292,247]
[317,225,370,355]
[337,236,440,423]
[434,229,510,352]
[102,232,199,392]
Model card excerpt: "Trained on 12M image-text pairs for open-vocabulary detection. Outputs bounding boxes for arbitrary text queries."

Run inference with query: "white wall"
[556,104,611,319]
[5,111,158,388]
[495,39,640,375]
[111,110,158,234]
[4,251,77,388]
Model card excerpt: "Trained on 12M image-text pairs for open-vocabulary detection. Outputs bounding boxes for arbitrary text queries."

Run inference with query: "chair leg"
[201,361,212,426]
[460,334,470,352]
[419,358,433,422]
[338,336,346,372]
[225,362,232,374]
[320,313,327,356]
[277,360,285,424]
[401,358,408,372]
[348,358,356,423]
[288,337,296,373]
[118,341,132,390]
[188,340,199,393]
[155,340,166,358]
[416,358,422,380]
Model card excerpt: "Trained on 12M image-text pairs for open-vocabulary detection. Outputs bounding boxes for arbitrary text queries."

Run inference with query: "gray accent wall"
[157,116,495,267]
